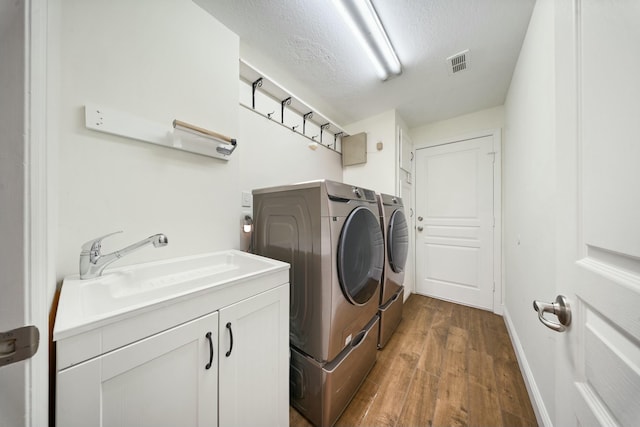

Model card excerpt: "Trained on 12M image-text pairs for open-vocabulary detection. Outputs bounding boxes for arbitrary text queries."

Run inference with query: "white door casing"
[400,175,415,301]
[414,132,501,312]
[553,1,640,425]
[398,126,415,300]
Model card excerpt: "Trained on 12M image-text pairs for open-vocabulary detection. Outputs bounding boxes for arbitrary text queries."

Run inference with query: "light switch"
[241,191,252,208]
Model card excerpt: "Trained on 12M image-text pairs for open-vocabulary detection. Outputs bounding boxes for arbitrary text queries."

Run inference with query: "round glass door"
[337,206,384,305]
[388,209,409,273]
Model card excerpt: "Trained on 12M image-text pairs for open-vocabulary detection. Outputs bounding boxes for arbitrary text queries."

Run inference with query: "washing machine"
[376,193,409,348]
[253,180,383,427]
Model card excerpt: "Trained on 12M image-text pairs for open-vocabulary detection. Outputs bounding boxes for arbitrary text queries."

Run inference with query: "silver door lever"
[533,295,571,332]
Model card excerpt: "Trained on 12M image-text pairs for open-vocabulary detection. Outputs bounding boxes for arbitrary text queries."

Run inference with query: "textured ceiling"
[197,0,535,128]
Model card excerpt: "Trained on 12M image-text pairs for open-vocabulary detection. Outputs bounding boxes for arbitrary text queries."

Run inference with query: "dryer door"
[387,209,409,273]
[337,206,384,305]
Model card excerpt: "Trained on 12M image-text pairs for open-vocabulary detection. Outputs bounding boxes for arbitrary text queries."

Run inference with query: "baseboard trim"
[503,306,552,427]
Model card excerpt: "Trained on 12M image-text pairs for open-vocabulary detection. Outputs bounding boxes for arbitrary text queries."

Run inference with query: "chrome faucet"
[79,231,168,279]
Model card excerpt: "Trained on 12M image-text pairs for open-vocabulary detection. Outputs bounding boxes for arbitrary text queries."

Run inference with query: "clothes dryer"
[253,180,383,426]
[376,193,409,348]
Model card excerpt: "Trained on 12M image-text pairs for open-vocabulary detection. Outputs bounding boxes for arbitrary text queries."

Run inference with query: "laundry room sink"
[53,249,291,427]
[53,249,289,340]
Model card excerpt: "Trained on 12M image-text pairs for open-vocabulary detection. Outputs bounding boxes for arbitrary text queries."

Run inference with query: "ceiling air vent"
[446,50,470,75]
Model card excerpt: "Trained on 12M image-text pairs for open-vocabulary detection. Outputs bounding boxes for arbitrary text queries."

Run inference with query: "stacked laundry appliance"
[376,193,409,348]
[253,180,384,427]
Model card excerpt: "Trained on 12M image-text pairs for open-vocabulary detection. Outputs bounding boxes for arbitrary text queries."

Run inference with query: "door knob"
[417,226,423,231]
[533,295,571,332]
[0,325,39,368]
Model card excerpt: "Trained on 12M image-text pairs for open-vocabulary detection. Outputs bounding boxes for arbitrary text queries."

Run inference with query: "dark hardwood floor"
[290,294,538,427]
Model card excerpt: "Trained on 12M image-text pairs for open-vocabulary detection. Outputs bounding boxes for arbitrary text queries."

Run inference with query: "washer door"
[337,206,384,305]
[387,209,409,273]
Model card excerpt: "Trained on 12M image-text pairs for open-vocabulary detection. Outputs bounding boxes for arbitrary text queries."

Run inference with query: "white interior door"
[552,1,640,425]
[414,136,495,310]
[0,2,29,425]
[1,1,50,425]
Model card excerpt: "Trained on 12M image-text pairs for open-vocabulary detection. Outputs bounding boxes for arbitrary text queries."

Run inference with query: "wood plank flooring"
[290,294,538,427]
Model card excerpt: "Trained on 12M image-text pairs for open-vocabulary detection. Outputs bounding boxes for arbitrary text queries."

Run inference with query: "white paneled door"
[414,135,496,311]
[553,1,640,425]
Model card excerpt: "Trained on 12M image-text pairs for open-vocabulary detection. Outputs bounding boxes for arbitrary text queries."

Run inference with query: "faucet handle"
[80,231,123,253]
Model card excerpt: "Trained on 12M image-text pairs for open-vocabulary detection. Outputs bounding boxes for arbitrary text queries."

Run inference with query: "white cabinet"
[57,312,219,427]
[54,250,289,427]
[219,285,289,427]
[56,286,288,427]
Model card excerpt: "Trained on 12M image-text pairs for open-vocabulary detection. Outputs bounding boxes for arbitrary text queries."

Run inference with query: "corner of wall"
[503,306,553,427]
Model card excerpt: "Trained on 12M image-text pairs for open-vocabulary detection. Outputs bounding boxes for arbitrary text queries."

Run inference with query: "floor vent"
[447,50,470,75]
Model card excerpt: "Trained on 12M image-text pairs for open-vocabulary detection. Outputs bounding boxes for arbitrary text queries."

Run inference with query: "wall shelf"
[239,59,348,152]
[84,104,237,161]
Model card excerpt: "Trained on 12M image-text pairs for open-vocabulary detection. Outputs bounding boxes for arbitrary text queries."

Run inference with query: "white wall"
[54,0,240,281]
[343,110,398,194]
[53,0,346,283]
[409,105,504,147]
[239,107,342,192]
[503,0,556,424]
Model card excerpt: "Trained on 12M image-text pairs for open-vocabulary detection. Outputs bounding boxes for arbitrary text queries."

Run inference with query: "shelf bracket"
[251,78,263,109]
[302,112,313,135]
[334,132,344,150]
[320,123,330,144]
[280,97,292,124]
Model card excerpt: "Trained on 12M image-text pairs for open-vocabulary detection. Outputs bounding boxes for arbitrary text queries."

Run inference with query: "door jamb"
[26,0,55,424]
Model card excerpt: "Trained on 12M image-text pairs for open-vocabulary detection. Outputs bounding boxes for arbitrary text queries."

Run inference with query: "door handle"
[0,325,39,368]
[225,322,234,357]
[417,226,423,231]
[205,332,214,370]
[533,295,571,332]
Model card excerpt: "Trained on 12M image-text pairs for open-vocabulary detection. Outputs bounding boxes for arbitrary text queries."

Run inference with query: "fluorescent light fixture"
[333,0,402,80]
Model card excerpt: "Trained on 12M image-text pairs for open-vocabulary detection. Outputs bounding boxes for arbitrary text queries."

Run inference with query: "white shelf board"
[239,59,348,137]
[84,104,233,161]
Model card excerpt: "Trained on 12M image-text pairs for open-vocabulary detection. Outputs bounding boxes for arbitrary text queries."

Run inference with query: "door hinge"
[487,151,496,163]
[0,325,40,368]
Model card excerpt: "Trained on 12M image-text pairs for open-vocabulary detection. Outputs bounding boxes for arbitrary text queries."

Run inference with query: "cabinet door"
[218,284,289,427]
[57,312,219,427]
